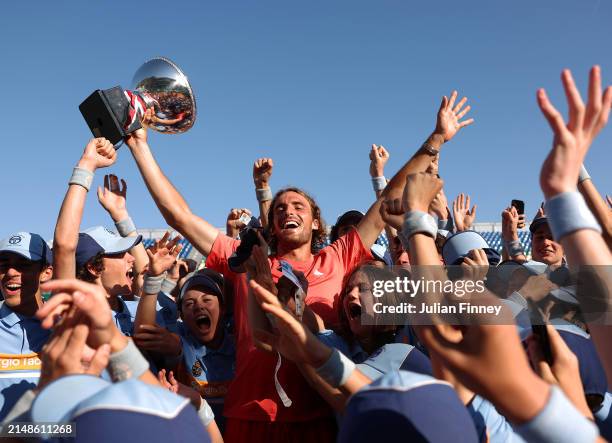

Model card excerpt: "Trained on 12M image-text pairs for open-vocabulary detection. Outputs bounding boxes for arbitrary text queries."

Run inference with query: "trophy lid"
[131,57,197,134]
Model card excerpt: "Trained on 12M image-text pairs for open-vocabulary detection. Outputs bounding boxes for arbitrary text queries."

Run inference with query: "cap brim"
[104,234,143,255]
[179,274,223,304]
[31,374,111,423]
[529,217,549,234]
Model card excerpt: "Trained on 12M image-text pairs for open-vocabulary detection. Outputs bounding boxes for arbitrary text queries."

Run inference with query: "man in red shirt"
[126,94,473,441]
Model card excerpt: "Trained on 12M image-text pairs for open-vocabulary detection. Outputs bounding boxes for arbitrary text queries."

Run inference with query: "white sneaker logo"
[313,269,324,277]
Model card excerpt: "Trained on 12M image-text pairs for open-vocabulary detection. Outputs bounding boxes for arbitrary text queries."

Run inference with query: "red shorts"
[224,416,338,443]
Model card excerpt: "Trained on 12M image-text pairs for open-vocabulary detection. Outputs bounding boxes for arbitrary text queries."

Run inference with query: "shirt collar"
[0,301,26,327]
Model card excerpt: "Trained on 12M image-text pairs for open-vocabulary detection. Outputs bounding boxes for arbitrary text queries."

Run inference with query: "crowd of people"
[0,66,611,443]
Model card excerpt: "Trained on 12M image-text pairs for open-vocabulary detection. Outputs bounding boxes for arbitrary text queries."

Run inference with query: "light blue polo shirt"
[175,323,235,429]
[0,301,50,420]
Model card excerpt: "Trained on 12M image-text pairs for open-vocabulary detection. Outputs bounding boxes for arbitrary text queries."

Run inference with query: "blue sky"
[0,0,610,240]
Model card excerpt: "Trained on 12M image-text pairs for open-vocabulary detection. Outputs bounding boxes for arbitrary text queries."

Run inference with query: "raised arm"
[97,174,149,298]
[357,91,474,248]
[253,158,274,229]
[53,138,116,279]
[536,66,612,380]
[125,116,219,256]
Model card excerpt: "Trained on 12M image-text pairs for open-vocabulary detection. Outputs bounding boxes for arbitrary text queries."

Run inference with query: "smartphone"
[527,299,553,365]
[511,199,525,229]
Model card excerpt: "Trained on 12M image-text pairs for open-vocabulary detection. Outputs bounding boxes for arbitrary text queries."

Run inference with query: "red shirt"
[206,228,372,422]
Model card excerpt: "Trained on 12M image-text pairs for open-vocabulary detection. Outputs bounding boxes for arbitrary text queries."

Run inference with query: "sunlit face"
[181,288,223,344]
[343,271,375,339]
[531,224,564,266]
[99,252,135,297]
[0,252,50,312]
[272,191,320,250]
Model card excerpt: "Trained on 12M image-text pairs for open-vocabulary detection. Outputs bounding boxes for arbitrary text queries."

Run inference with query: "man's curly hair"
[266,187,327,254]
[76,252,105,283]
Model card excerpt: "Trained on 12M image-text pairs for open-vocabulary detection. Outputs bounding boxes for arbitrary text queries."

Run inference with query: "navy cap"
[529,216,549,234]
[370,243,393,266]
[339,370,479,443]
[178,269,224,307]
[357,343,432,381]
[76,226,142,267]
[31,375,210,443]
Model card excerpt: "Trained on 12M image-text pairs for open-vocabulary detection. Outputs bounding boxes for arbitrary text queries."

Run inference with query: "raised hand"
[226,208,252,238]
[245,238,276,295]
[97,174,128,221]
[250,280,331,367]
[461,248,489,282]
[402,173,444,213]
[380,198,405,231]
[79,137,116,171]
[146,231,183,277]
[453,193,477,231]
[501,206,522,241]
[157,369,179,393]
[37,279,127,353]
[429,189,449,219]
[434,91,475,142]
[606,195,612,210]
[369,144,390,178]
[537,66,612,199]
[253,157,274,188]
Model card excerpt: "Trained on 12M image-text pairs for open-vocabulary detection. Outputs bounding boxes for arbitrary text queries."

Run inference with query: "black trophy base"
[79,86,142,146]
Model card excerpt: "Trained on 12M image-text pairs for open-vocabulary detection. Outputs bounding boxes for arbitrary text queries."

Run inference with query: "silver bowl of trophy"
[79,57,196,145]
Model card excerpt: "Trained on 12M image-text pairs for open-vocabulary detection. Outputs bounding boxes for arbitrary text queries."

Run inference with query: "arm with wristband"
[501,206,527,262]
[253,157,274,229]
[133,232,183,358]
[97,174,149,298]
[396,173,600,442]
[536,65,612,384]
[368,144,399,249]
[53,138,117,279]
[357,90,474,249]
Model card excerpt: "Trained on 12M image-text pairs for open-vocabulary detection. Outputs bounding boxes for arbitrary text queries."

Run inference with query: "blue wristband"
[544,191,601,241]
[515,386,598,443]
[371,176,387,192]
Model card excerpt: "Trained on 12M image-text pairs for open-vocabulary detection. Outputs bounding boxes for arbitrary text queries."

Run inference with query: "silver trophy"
[79,57,197,145]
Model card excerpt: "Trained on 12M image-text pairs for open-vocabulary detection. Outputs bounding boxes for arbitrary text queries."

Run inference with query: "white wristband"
[371,176,387,192]
[315,348,356,388]
[544,191,601,241]
[69,167,94,191]
[107,339,149,382]
[197,399,215,427]
[256,187,273,202]
[143,273,164,294]
[115,217,137,237]
[515,386,599,443]
[161,278,177,294]
[402,211,438,240]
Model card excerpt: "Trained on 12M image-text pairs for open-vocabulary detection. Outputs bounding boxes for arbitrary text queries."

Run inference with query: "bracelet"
[578,165,591,183]
[68,167,94,191]
[115,217,137,237]
[421,142,439,156]
[544,191,601,241]
[197,399,215,427]
[401,211,438,240]
[256,187,273,202]
[107,339,149,382]
[143,273,164,294]
[437,219,448,230]
[315,348,356,388]
[503,239,525,257]
[161,278,177,294]
[515,386,599,443]
[371,176,387,192]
